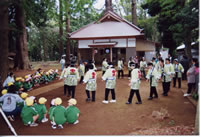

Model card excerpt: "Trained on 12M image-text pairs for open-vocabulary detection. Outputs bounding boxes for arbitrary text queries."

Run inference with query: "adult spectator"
[184,58,197,97]
[180,56,189,80]
[194,62,199,93]
[3,72,15,88]
[0,85,24,121]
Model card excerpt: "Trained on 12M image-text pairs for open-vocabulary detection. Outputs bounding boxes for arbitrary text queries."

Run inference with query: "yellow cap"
[46,72,49,75]
[55,97,62,105]
[21,78,25,82]
[39,97,47,104]
[21,92,28,99]
[25,97,34,106]
[8,82,13,86]
[68,98,77,105]
[2,89,7,95]
[16,77,22,81]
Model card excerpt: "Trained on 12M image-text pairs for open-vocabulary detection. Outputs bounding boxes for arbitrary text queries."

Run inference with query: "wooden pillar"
[92,48,94,61]
[110,47,112,62]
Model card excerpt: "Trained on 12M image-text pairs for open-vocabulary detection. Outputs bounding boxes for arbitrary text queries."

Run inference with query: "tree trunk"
[0,0,9,88]
[66,0,70,62]
[59,0,64,57]
[184,34,192,62]
[41,29,47,61]
[132,0,137,25]
[15,0,31,70]
[105,0,113,12]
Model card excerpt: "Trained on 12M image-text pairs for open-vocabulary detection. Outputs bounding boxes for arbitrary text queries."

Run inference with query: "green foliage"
[141,0,199,56]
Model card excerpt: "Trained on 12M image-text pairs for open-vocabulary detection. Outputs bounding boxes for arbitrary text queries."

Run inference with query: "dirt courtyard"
[0,64,197,135]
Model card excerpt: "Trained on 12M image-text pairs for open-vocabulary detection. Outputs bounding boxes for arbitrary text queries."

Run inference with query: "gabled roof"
[70,10,144,40]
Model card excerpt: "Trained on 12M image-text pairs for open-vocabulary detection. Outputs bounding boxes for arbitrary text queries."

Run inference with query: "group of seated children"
[0,86,80,129]
[2,68,59,93]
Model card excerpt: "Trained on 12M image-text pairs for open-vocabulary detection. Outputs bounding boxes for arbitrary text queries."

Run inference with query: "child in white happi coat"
[83,64,97,102]
[146,62,160,100]
[126,63,142,104]
[102,62,117,104]
[117,58,124,79]
[102,58,109,76]
[172,59,184,88]
[64,62,79,98]
[79,61,85,84]
[60,63,70,96]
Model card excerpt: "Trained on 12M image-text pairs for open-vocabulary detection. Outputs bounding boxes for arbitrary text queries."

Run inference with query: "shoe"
[30,122,38,127]
[148,97,153,100]
[128,77,131,80]
[7,115,15,121]
[41,118,48,123]
[51,121,55,125]
[52,124,57,129]
[73,120,79,125]
[110,100,116,103]
[153,96,158,98]
[183,93,191,97]
[58,124,63,129]
[102,100,109,104]
[163,94,168,96]
[126,102,131,104]
[86,98,91,102]
[135,102,142,104]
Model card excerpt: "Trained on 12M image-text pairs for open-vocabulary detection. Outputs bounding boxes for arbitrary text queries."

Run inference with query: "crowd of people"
[0,68,81,129]
[0,54,198,130]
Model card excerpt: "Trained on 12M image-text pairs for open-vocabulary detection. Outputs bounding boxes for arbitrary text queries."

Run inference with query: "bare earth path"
[0,71,196,135]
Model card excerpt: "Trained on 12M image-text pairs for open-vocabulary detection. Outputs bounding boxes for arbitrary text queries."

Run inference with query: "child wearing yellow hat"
[17,92,29,109]
[15,77,24,91]
[34,97,48,123]
[49,97,67,129]
[65,98,80,124]
[20,97,39,127]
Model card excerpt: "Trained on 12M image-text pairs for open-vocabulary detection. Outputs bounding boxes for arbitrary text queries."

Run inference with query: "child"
[83,64,97,102]
[50,97,67,129]
[102,62,117,104]
[146,62,160,100]
[60,63,70,96]
[128,57,134,79]
[140,57,147,79]
[34,97,48,123]
[15,77,24,91]
[102,58,109,76]
[79,61,85,83]
[17,92,29,109]
[65,62,79,98]
[159,58,174,96]
[21,97,39,127]
[48,99,56,124]
[126,62,142,104]
[23,76,33,92]
[117,58,124,79]
[65,98,80,124]
[172,59,184,88]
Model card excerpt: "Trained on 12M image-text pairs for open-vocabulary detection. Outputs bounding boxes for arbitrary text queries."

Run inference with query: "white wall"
[78,38,136,49]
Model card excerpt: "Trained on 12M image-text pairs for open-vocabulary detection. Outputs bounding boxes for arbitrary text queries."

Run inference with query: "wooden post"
[92,48,94,61]
[110,47,112,62]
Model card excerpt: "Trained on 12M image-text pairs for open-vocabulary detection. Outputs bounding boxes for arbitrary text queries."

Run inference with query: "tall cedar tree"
[59,0,64,57]
[0,0,9,87]
[65,0,70,62]
[132,0,137,25]
[15,0,31,69]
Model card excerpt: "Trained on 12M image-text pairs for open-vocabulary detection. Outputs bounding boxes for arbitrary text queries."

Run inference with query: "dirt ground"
[0,62,197,135]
